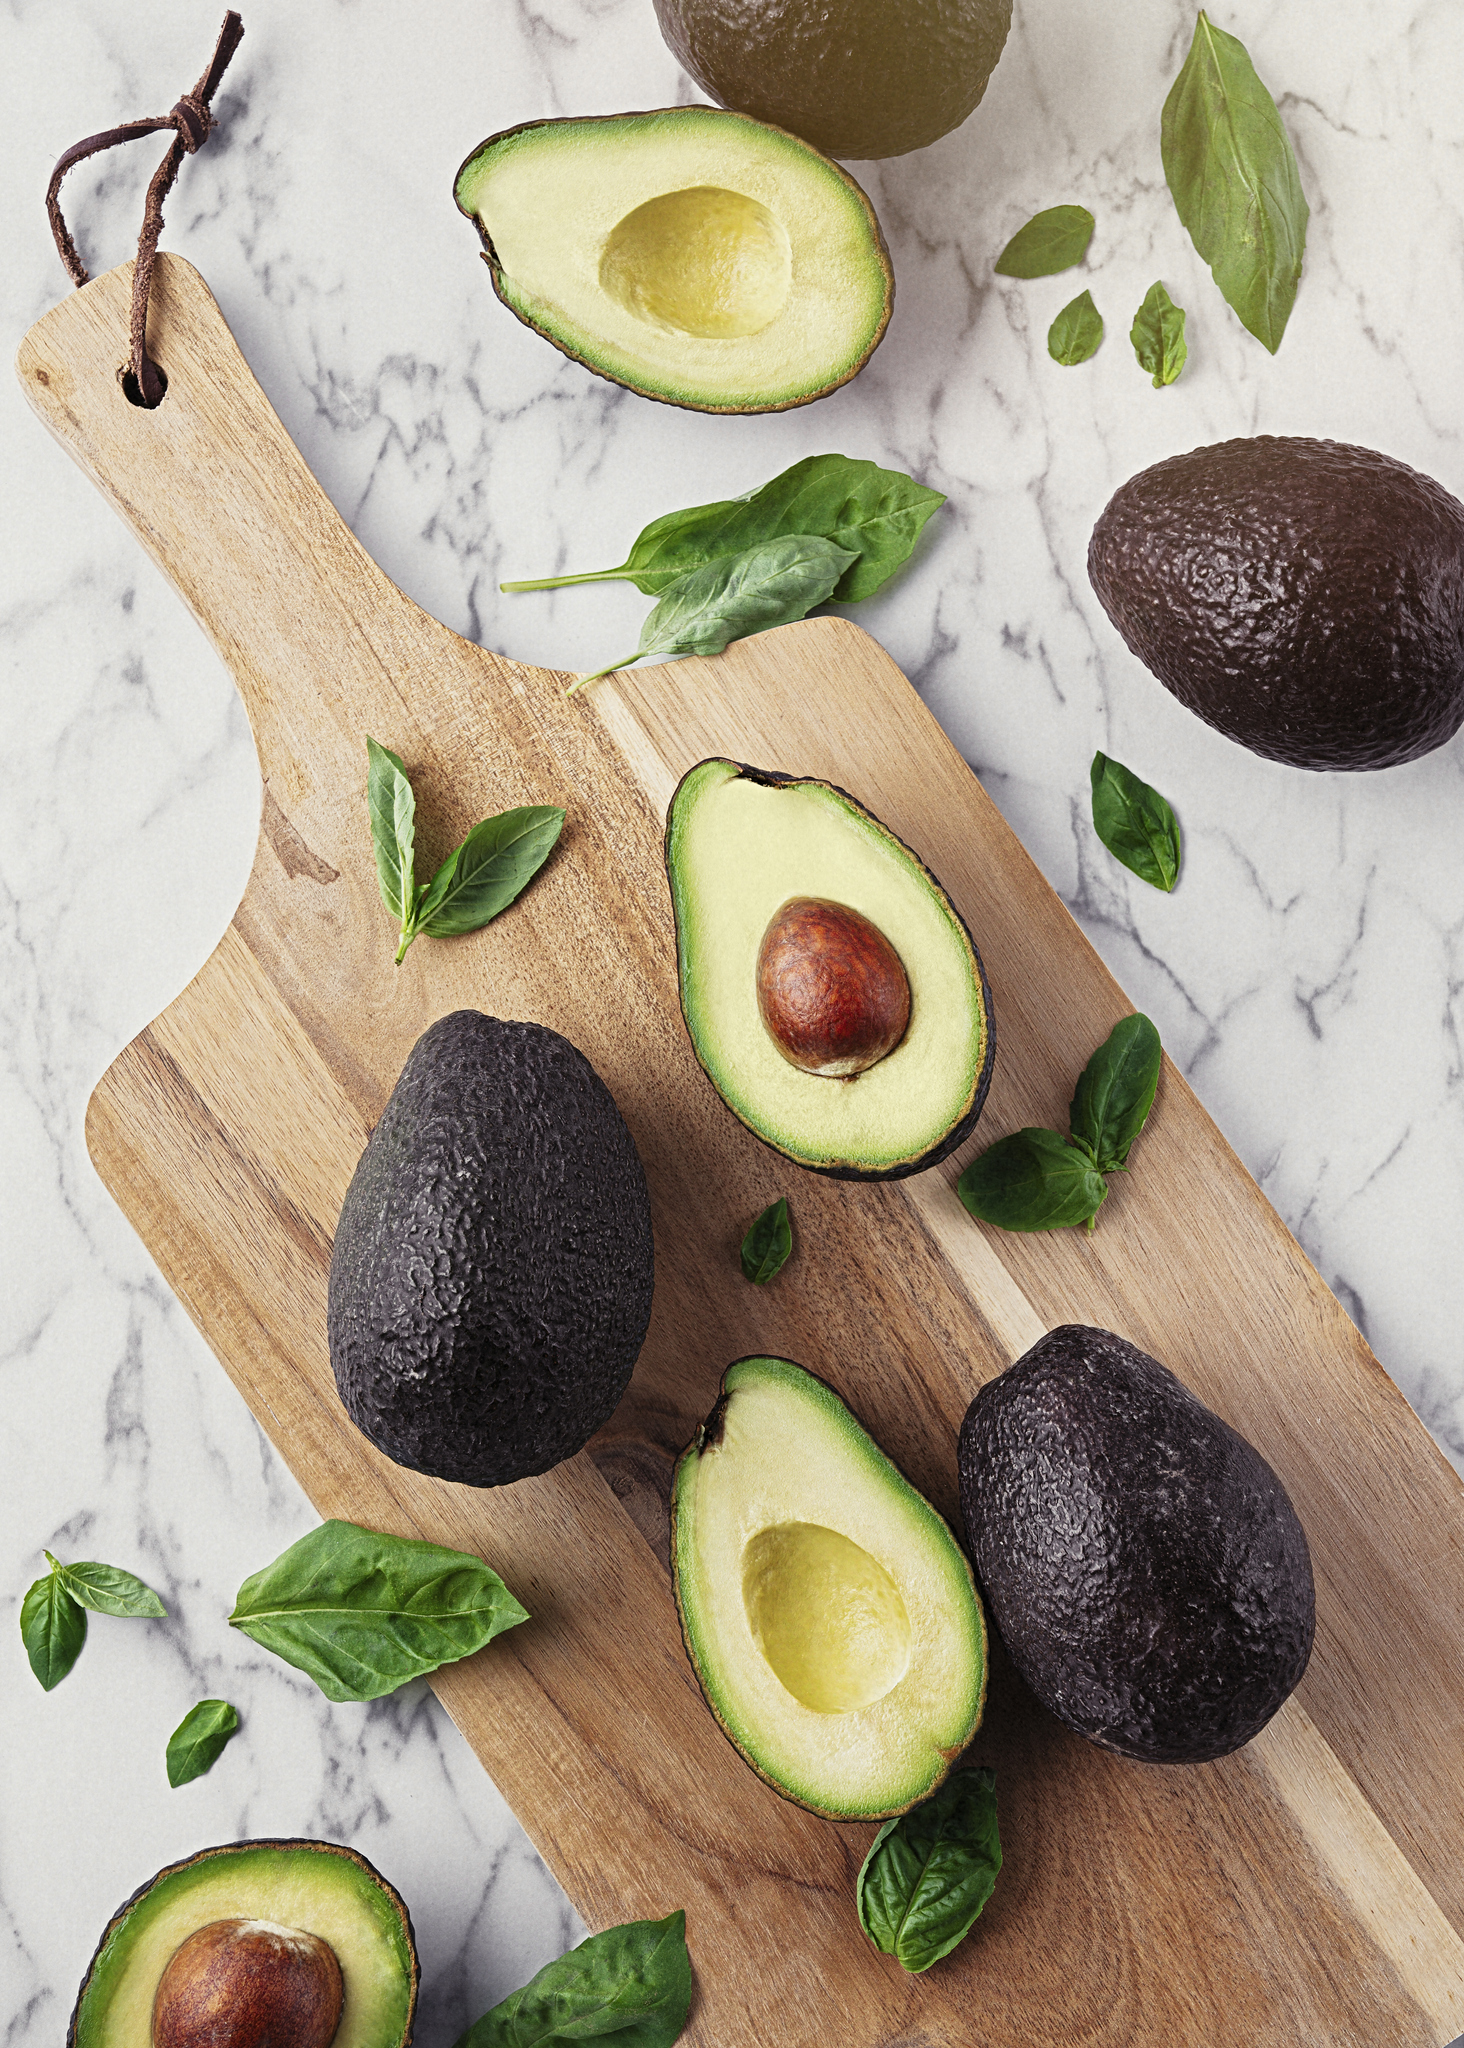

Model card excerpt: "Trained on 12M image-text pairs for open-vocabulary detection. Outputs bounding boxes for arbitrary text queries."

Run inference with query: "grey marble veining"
[3,0,1463,2041]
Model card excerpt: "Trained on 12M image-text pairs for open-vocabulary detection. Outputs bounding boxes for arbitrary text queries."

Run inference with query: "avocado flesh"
[674,1357,987,1817]
[665,759,993,1178]
[653,0,1013,161]
[69,1841,416,2048]
[454,108,893,413]
[959,1326,1316,1764]
[328,1012,654,1488]
[1088,435,1464,770]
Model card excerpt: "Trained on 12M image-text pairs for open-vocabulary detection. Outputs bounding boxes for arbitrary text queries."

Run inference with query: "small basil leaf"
[1069,1014,1163,1174]
[740,1197,792,1285]
[1090,752,1182,892]
[1161,11,1308,353]
[957,1128,1107,1232]
[994,205,1095,278]
[1047,291,1104,367]
[857,1767,1002,1973]
[229,1520,529,1704]
[453,1909,691,2048]
[418,807,565,938]
[1130,282,1188,387]
[20,1569,87,1690]
[166,1698,240,1787]
[366,738,417,929]
[50,1554,167,1618]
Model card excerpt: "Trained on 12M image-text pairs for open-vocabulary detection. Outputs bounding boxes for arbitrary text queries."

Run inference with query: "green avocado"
[329,1011,654,1487]
[673,1357,987,1818]
[959,1326,1315,1764]
[68,1839,417,2048]
[664,759,994,1179]
[454,107,893,414]
[1088,435,1464,769]
[652,0,1012,161]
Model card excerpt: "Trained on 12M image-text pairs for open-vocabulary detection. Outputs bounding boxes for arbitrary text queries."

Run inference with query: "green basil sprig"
[366,738,564,964]
[958,1016,1163,1232]
[740,1197,792,1285]
[857,1767,1002,1973]
[229,1520,528,1704]
[1130,283,1188,387]
[19,1551,167,1690]
[1048,290,1104,366]
[994,205,1095,279]
[503,453,944,606]
[1161,11,1308,353]
[1091,752,1182,892]
[166,1699,240,1787]
[46,1555,167,1617]
[453,1910,691,2048]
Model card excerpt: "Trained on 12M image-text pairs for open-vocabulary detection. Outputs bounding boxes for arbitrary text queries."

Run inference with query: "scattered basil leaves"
[20,1568,86,1690]
[994,206,1095,279]
[1069,1014,1163,1174]
[1161,11,1308,353]
[367,737,416,934]
[49,1553,166,1617]
[166,1698,240,1787]
[452,1910,691,2048]
[1090,752,1182,892]
[1047,290,1104,367]
[857,1767,1002,1973]
[229,1519,529,1704]
[1130,282,1188,387]
[740,1197,792,1285]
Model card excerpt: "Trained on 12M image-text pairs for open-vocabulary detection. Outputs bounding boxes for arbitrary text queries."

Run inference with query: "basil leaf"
[454,1910,691,2048]
[166,1698,240,1787]
[1047,291,1104,366]
[740,1197,792,1285]
[20,1568,86,1690]
[366,736,417,954]
[857,1767,1002,1973]
[50,1553,166,1617]
[229,1519,529,1704]
[957,1128,1107,1232]
[1130,281,1188,387]
[418,806,565,938]
[1161,11,1309,353]
[1069,1014,1163,1174]
[574,535,856,690]
[1090,752,1182,892]
[994,204,1095,279]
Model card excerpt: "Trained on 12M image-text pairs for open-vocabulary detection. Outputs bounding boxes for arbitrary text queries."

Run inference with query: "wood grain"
[17,256,1464,2048]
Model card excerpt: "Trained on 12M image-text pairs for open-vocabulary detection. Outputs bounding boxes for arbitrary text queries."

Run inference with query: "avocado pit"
[599,187,792,339]
[756,896,911,1077]
[151,1918,343,2048]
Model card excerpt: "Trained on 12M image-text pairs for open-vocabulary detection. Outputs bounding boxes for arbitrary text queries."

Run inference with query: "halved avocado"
[665,759,994,1177]
[68,1840,417,2048]
[453,107,893,413]
[673,1358,987,1818]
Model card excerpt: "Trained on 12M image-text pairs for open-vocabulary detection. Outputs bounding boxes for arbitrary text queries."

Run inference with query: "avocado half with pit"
[674,1357,987,1817]
[453,106,893,413]
[68,1839,417,2048]
[665,759,994,1177]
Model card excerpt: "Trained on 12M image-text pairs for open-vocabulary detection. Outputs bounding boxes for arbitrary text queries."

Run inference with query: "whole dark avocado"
[958,1325,1315,1763]
[1088,436,1464,769]
[329,1011,654,1487]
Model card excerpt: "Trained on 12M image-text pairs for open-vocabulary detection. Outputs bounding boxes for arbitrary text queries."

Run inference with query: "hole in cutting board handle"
[119,362,169,408]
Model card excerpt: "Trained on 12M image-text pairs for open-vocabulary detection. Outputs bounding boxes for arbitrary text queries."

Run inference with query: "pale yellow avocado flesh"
[454,108,892,411]
[673,1358,987,1817]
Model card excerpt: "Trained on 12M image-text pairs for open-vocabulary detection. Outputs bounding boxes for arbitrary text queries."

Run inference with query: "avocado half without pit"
[673,1358,987,1817]
[67,1839,417,2048]
[454,107,893,413]
[666,759,994,1176]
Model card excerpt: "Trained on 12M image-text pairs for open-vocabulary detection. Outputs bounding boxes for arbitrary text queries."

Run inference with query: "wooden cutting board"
[19,255,1464,2048]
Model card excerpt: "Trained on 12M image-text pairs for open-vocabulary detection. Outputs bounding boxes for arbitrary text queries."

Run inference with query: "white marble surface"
[3,0,1463,2040]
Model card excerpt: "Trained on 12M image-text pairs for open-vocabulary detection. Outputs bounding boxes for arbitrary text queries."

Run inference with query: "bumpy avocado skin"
[329,1012,654,1488]
[652,0,1012,161]
[1088,436,1464,770]
[959,1326,1315,1764]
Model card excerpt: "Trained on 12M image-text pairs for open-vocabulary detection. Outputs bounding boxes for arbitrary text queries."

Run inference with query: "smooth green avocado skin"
[329,1012,654,1488]
[1088,436,1464,770]
[653,0,1012,160]
[959,1326,1316,1764]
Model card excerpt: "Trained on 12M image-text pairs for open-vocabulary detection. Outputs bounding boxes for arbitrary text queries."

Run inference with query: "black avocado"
[958,1325,1315,1764]
[329,1011,654,1487]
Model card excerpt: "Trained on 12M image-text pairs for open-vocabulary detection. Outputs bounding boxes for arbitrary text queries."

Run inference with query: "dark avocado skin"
[652,0,1012,161]
[959,1325,1315,1764]
[329,1012,654,1488]
[1088,436,1464,770]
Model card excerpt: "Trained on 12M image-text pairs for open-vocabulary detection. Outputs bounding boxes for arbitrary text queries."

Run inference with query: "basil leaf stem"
[453,1911,691,2048]
[994,206,1095,279]
[166,1699,240,1787]
[1048,290,1104,366]
[740,1197,793,1285]
[1090,752,1182,891]
[20,1568,86,1690]
[1069,1015,1163,1173]
[857,1768,1002,1972]
[1130,282,1188,387]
